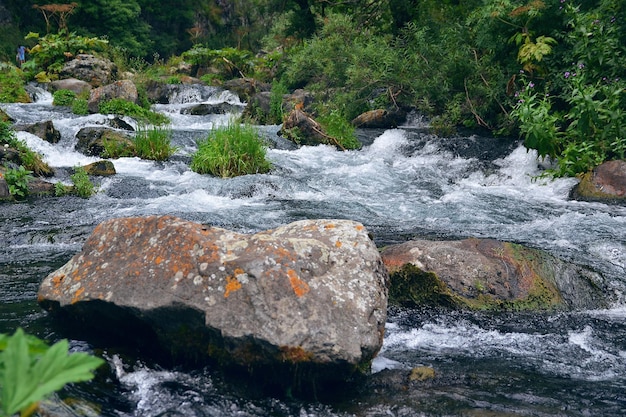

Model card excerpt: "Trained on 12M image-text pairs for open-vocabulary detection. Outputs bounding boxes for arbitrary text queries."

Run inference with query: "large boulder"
[570,160,626,204]
[381,238,609,311]
[60,54,117,87]
[38,216,388,393]
[87,80,139,114]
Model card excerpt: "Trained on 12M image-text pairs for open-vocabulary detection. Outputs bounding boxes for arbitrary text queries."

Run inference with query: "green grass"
[52,89,76,106]
[317,110,361,150]
[99,98,170,126]
[191,122,272,178]
[133,126,177,161]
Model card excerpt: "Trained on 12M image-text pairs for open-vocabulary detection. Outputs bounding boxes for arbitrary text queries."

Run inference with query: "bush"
[52,89,76,106]
[71,98,89,115]
[70,166,96,198]
[133,126,177,161]
[317,110,361,150]
[0,64,30,103]
[510,1,626,176]
[191,122,272,178]
[3,165,33,199]
[99,98,170,126]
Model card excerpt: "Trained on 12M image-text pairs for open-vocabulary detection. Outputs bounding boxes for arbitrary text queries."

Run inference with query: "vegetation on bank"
[0,0,624,179]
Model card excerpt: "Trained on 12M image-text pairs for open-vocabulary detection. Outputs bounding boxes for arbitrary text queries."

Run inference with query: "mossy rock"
[383,238,609,311]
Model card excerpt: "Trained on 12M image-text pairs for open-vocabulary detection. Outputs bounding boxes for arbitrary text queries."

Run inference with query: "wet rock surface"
[38,215,388,392]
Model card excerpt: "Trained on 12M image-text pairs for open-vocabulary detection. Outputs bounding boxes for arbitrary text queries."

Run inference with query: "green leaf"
[0,329,104,417]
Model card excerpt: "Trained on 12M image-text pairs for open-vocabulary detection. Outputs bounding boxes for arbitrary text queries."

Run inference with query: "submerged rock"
[381,238,609,311]
[38,216,388,393]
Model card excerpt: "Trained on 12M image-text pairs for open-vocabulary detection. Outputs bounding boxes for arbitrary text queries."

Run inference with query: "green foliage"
[510,1,626,177]
[133,126,177,161]
[54,181,70,197]
[0,122,53,176]
[70,166,96,198]
[71,98,89,115]
[269,80,288,124]
[99,99,170,126]
[191,122,272,178]
[0,64,30,103]
[3,165,33,199]
[317,110,361,150]
[0,328,104,417]
[25,31,108,75]
[101,137,136,159]
[182,46,256,79]
[52,89,76,106]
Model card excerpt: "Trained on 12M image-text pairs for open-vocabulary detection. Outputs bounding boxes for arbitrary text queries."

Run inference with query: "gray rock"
[38,216,388,391]
[87,80,138,114]
[50,78,92,95]
[60,54,117,87]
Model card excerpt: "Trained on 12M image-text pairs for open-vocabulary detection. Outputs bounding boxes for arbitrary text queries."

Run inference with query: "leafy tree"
[70,0,152,57]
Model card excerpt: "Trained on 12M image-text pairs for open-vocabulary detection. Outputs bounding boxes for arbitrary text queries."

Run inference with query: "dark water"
[1,86,626,416]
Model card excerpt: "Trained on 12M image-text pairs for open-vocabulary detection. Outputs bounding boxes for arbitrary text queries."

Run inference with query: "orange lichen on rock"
[51,274,65,287]
[224,275,242,298]
[71,287,84,304]
[355,225,364,231]
[335,240,342,248]
[287,269,310,297]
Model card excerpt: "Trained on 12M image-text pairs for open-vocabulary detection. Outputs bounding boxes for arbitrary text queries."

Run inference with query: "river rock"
[351,109,407,128]
[381,238,609,311]
[75,127,134,157]
[88,80,139,114]
[0,108,13,123]
[50,78,92,95]
[84,160,115,176]
[15,120,61,144]
[37,216,388,392]
[60,54,117,87]
[223,77,269,102]
[181,102,240,115]
[570,160,626,203]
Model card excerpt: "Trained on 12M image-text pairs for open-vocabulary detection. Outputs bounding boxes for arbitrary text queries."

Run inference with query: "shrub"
[99,98,170,126]
[317,110,361,150]
[0,328,104,417]
[133,126,177,161]
[191,122,272,178]
[3,165,33,199]
[71,98,89,115]
[52,89,76,106]
[0,64,30,103]
[70,166,96,198]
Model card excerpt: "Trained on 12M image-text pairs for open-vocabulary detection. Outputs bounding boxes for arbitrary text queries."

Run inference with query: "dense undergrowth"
[0,0,624,177]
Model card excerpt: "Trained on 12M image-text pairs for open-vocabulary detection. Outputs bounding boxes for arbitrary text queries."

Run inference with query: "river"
[1,85,625,416]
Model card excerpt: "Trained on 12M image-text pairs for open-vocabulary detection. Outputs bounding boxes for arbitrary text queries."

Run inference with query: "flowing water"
[1,85,626,416]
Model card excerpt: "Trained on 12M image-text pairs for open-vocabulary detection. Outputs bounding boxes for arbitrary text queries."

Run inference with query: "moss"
[571,171,626,202]
[387,264,460,309]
